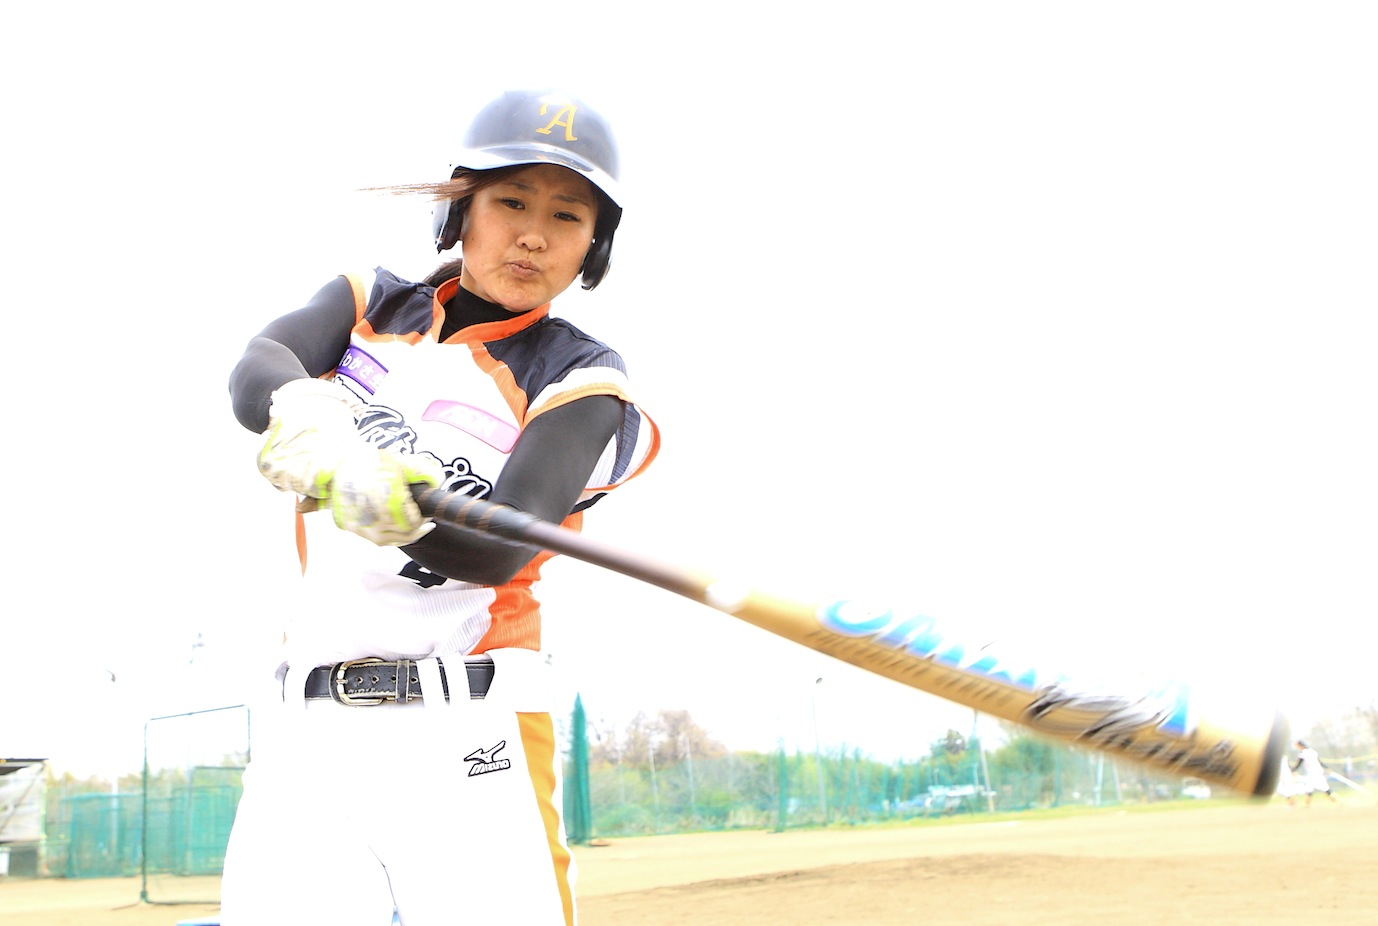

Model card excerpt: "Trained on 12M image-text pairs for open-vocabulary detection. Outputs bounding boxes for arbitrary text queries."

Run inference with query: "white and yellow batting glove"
[327,446,445,546]
[257,377,365,499]
[258,378,445,546]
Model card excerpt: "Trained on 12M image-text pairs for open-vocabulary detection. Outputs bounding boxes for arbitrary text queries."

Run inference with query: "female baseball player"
[220,90,658,925]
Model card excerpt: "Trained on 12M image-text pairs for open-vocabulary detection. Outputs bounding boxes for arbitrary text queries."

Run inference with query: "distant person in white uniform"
[1291,740,1338,805]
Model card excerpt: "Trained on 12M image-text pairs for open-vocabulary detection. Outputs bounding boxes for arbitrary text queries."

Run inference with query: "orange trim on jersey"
[524,386,662,493]
[433,278,554,342]
[471,511,583,653]
[527,382,633,419]
[343,272,433,345]
[342,273,369,323]
[525,394,662,493]
[517,711,576,926]
[471,550,554,652]
[433,276,462,326]
[295,508,308,575]
[619,422,661,486]
[432,278,556,423]
[469,345,532,423]
[352,318,431,345]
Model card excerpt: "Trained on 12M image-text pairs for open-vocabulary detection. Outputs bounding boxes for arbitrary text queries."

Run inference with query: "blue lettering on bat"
[817,601,1041,692]
[816,599,1190,737]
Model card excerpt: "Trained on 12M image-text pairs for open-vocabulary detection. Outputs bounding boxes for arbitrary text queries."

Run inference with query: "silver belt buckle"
[332,658,390,706]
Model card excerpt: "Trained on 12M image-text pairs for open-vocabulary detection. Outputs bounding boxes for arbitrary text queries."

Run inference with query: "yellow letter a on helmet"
[536,104,578,141]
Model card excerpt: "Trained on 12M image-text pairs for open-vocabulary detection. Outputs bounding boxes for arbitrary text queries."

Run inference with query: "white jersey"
[283,268,658,669]
[1295,746,1329,790]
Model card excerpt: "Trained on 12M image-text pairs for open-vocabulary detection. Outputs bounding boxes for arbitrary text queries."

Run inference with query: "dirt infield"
[2,799,1373,925]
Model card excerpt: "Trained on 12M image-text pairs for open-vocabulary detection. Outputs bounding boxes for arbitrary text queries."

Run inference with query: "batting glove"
[327,446,445,546]
[257,378,364,498]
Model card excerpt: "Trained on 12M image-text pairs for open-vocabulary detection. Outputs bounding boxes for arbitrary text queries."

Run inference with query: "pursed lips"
[508,259,540,276]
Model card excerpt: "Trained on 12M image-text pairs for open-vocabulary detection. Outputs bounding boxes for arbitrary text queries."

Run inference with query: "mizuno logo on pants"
[465,740,511,776]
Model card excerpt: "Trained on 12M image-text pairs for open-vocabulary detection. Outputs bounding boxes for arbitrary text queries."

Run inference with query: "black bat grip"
[411,485,542,546]
[409,484,714,601]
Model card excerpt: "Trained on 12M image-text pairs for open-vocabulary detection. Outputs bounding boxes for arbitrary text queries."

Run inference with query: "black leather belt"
[304,656,494,705]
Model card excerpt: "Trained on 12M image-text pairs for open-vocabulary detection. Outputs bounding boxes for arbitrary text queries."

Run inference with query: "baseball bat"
[413,486,1287,797]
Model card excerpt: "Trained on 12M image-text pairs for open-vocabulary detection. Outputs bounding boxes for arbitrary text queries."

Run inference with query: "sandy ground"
[2,798,1373,925]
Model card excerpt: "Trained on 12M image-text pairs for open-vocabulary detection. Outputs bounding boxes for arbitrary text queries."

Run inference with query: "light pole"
[105,669,119,795]
[682,731,698,826]
[812,677,827,823]
[647,734,661,833]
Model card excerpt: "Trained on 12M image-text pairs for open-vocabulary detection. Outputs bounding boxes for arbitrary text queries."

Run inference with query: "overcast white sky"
[4,2,1374,780]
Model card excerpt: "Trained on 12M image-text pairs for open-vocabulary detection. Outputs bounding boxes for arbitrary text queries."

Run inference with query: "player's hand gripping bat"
[412,486,1287,797]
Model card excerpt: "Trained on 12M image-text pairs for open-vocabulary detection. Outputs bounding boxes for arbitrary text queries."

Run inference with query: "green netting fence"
[47,771,242,882]
[44,704,248,900]
[562,741,1164,839]
[555,706,1375,841]
[139,705,248,904]
[141,766,243,876]
[52,791,143,878]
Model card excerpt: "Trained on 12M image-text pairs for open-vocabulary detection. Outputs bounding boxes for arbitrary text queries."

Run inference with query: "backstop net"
[139,704,249,905]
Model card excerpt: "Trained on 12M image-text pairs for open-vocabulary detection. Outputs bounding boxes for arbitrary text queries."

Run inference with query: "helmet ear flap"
[580,234,614,290]
[579,201,621,291]
[433,200,464,253]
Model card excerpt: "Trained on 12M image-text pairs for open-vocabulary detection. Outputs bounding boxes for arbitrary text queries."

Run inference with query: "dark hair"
[429,165,533,252]
[423,258,465,287]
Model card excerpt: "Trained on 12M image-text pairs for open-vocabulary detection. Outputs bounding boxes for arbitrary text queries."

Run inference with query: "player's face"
[458,164,598,312]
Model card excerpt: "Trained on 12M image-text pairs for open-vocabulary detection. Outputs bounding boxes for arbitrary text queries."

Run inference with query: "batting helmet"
[432,90,623,290]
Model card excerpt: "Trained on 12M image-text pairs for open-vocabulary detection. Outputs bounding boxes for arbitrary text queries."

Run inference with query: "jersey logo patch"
[423,400,519,452]
[464,741,512,777]
[354,403,495,501]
